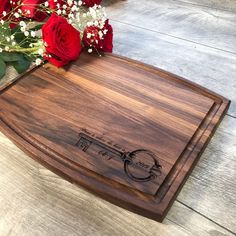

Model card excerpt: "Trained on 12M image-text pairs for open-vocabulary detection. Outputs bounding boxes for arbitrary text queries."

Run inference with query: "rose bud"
[83,19,113,53]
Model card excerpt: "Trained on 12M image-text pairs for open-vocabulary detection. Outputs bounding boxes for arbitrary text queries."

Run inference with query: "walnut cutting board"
[0,53,230,221]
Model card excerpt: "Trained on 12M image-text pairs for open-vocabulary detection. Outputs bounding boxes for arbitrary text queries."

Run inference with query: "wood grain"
[111,20,236,117]
[0,130,234,236]
[105,0,236,53]
[109,19,236,232]
[178,0,236,12]
[0,52,229,221]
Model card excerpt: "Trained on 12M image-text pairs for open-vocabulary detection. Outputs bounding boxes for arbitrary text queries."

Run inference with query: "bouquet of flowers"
[0,0,113,79]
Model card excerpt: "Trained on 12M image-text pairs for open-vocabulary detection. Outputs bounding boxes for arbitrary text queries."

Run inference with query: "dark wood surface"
[0,52,230,221]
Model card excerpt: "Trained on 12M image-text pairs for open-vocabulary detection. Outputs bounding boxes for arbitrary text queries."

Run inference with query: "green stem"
[8,46,41,53]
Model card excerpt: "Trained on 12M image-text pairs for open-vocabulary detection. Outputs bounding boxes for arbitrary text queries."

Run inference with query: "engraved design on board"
[76,132,162,182]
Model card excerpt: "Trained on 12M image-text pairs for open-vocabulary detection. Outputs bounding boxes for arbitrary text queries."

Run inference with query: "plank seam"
[226,114,236,119]
[175,200,236,235]
[175,0,236,14]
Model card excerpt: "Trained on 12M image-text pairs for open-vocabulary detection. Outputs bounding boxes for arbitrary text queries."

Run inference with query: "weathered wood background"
[0,0,236,235]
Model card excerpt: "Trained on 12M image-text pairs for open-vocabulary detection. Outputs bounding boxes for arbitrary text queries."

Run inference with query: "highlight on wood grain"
[0,52,230,221]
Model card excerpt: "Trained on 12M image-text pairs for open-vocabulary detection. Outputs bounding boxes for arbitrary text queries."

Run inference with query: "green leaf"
[14,33,28,47]
[10,25,20,35]
[11,26,30,48]
[12,54,31,74]
[11,25,40,48]
[0,22,11,42]
[0,59,6,79]
[0,52,24,62]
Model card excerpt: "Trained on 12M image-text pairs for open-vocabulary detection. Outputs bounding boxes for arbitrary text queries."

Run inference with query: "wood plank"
[178,115,236,233]
[105,0,236,53]
[0,66,19,90]
[0,132,234,235]
[178,0,236,12]
[110,20,236,117]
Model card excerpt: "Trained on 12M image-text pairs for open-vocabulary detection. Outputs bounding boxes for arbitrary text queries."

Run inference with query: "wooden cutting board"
[0,52,230,221]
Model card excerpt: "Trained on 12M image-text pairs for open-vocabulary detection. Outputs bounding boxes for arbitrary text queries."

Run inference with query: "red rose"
[42,14,82,67]
[83,20,113,52]
[21,0,47,21]
[83,0,102,7]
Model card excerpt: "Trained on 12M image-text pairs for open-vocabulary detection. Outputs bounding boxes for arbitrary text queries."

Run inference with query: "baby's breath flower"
[19,21,26,27]
[24,31,29,37]
[35,58,42,66]
[68,13,74,19]
[20,27,26,32]
[0,48,3,53]
[89,8,96,19]
[71,5,77,12]
[87,22,93,27]
[14,12,20,18]
[98,31,103,39]
[31,31,36,37]
[38,48,44,55]
[68,0,73,6]
[87,33,92,39]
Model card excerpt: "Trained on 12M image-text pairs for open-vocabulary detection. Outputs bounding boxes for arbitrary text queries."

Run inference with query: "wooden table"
[0,0,235,235]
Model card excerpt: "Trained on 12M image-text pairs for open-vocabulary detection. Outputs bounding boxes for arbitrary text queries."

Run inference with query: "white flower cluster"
[70,4,108,53]
[72,4,107,29]
[0,0,109,67]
